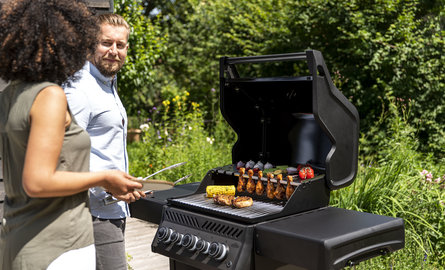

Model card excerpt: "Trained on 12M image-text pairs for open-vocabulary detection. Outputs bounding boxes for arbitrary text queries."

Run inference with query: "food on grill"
[266,172,275,199]
[246,169,256,193]
[286,175,295,200]
[264,162,274,169]
[255,170,265,195]
[299,168,307,179]
[212,194,253,208]
[253,161,264,173]
[306,166,315,179]
[237,167,246,192]
[299,165,315,180]
[286,167,298,175]
[274,174,285,200]
[206,185,236,198]
[236,160,245,169]
[232,196,253,208]
[213,194,235,206]
[245,160,255,170]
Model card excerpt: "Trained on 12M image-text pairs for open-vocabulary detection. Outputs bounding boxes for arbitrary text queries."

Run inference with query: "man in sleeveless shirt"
[64,14,143,270]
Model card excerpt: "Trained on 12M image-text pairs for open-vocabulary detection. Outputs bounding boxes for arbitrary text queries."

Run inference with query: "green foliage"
[115,0,168,115]
[144,0,445,158]
[331,98,445,268]
[127,90,233,183]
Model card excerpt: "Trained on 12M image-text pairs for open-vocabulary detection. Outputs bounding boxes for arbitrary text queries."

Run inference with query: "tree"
[115,0,167,116]
[141,0,444,158]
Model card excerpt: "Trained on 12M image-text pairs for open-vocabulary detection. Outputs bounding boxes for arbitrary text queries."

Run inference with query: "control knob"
[208,242,229,261]
[157,227,174,244]
[170,231,184,245]
[196,239,210,254]
[181,233,199,251]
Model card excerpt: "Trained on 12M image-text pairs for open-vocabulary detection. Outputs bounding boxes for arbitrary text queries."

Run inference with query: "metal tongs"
[103,161,191,205]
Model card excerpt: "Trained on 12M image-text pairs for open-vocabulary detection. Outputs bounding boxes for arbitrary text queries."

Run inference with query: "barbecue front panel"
[152,206,255,270]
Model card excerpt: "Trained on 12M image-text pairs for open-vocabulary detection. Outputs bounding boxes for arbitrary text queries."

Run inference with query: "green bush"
[331,97,445,268]
[127,90,234,183]
[141,0,445,159]
[115,0,167,115]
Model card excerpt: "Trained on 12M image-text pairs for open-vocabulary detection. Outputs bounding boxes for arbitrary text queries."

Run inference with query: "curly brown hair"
[0,0,98,84]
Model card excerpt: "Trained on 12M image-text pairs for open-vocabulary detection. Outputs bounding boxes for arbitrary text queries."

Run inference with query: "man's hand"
[113,190,147,203]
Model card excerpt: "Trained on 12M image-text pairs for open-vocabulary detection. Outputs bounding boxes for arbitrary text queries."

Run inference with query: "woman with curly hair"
[0,1,143,269]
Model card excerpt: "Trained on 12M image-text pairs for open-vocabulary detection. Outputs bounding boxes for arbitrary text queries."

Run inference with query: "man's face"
[92,23,129,77]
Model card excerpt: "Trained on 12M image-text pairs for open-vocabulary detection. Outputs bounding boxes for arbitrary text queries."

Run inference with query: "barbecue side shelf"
[167,166,330,224]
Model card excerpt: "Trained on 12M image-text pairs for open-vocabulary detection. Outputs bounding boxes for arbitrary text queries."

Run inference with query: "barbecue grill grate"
[171,194,284,220]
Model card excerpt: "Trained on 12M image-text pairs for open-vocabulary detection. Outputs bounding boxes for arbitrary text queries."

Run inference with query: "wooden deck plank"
[125,217,169,270]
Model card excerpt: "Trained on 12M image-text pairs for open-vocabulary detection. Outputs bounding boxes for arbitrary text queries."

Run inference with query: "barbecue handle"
[338,241,400,267]
[225,52,307,65]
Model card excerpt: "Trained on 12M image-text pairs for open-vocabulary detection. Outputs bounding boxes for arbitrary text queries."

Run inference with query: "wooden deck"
[125,217,169,270]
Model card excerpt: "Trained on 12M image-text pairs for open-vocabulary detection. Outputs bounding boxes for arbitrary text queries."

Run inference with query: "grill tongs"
[103,162,191,205]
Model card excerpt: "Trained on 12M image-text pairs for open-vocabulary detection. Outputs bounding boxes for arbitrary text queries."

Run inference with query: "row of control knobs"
[157,227,228,261]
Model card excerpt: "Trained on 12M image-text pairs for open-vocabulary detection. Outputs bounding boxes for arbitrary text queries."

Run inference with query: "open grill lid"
[219,50,359,190]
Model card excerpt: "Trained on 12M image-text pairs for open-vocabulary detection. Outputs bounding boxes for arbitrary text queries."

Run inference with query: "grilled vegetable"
[245,160,255,170]
[236,161,245,169]
[306,166,315,179]
[253,161,264,173]
[299,169,307,180]
[286,167,298,175]
[264,162,274,169]
[299,166,314,180]
[206,185,236,198]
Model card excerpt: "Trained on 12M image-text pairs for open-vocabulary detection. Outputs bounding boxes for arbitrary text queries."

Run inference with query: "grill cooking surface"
[171,194,284,220]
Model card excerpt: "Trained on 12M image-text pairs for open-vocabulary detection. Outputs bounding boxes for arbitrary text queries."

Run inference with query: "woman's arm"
[22,85,142,198]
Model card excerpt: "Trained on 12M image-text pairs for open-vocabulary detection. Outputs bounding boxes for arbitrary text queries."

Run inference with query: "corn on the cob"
[206,185,236,198]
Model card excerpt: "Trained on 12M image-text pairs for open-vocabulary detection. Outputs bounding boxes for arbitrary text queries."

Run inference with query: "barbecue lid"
[220,50,359,190]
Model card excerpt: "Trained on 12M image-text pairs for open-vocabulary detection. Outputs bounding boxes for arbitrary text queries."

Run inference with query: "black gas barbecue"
[130,50,404,270]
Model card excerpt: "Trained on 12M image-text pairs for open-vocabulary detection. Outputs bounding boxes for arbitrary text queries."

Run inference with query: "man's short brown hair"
[97,13,130,40]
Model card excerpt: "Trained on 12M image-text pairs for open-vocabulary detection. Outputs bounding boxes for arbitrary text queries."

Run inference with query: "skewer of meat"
[266,172,275,199]
[237,167,246,192]
[286,175,295,200]
[255,170,265,195]
[246,169,255,194]
[274,174,285,200]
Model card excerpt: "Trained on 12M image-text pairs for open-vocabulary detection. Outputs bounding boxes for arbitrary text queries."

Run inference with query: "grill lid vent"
[164,209,199,228]
[202,220,243,239]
